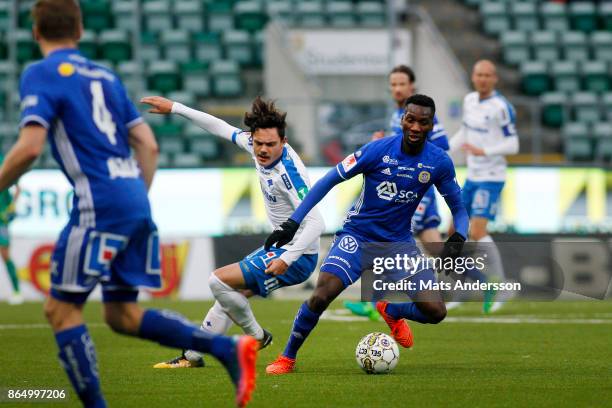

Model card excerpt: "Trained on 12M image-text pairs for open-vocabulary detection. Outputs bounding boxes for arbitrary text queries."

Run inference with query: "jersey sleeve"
[19,65,59,129]
[231,130,254,154]
[496,99,517,138]
[335,141,378,180]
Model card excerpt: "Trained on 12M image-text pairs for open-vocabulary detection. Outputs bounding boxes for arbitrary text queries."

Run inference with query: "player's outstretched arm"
[264,168,343,250]
[141,96,238,142]
[0,125,46,191]
[129,122,159,191]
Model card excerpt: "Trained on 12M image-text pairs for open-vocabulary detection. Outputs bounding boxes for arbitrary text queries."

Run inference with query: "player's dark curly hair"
[390,65,416,83]
[243,97,287,139]
[404,94,436,117]
[32,0,82,41]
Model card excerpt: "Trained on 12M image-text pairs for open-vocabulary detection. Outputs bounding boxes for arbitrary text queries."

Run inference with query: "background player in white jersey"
[449,60,519,313]
[141,96,324,368]
[345,65,451,320]
[0,2,258,406]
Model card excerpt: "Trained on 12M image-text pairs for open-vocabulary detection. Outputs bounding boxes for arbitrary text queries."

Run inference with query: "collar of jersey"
[47,47,80,58]
[263,146,287,170]
[478,90,498,103]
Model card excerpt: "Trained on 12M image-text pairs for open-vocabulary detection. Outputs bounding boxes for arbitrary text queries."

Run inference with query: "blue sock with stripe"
[283,302,321,359]
[55,325,105,408]
[138,309,234,362]
[385,302,431,323]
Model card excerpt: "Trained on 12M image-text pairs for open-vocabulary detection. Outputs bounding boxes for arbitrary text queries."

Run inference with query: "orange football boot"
[234,336,258,407]
[265,355,296,375]
[376,301,414,348]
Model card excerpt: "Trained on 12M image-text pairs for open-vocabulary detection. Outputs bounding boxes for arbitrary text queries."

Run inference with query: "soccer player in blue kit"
[345,65,451,320]
[264,94,469,374]
[0,1,257,406]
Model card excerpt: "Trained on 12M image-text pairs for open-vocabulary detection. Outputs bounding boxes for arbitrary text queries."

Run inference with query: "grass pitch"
[1,299,611,407]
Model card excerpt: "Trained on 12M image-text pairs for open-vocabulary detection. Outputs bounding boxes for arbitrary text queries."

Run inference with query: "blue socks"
[138,309,234,362]
[385,302,431,324]
[283,302,321,359]
[55,325,105,408]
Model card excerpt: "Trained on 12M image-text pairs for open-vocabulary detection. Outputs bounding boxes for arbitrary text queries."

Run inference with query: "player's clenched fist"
[140,96,174,114]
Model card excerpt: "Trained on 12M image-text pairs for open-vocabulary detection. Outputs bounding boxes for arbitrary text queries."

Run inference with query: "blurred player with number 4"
[0,1,258,406]
[141,95,324,369]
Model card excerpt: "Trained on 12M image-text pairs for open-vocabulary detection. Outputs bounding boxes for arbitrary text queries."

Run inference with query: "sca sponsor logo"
[376,181,419,203]
[382,155,398,165]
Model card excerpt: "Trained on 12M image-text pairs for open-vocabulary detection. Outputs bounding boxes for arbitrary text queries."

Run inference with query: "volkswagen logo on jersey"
[338,235,358,254]
[376,181,398,201]
[418,171,431,183]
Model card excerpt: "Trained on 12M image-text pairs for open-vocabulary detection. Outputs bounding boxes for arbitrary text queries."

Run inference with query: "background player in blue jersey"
[0,2,257,406]
[345,65,451,320]
[263,95,469,374]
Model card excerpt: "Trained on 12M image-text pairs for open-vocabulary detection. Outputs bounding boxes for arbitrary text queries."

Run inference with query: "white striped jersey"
[454,91,519,182]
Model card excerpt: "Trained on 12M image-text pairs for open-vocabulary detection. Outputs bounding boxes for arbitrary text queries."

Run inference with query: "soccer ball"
[355,332,399,374]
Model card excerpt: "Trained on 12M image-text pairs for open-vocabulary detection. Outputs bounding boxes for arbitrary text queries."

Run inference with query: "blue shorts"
[239,246,317,298]
[462,180,505,221]
[320,233,436,296]
[412,187,441,235]
[50,218,161,304]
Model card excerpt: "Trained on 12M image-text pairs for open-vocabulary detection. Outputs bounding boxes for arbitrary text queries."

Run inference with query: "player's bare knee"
[104,304,140,335]
[43,299,58,324]
[307,293,331,314]
[428,303,447,324]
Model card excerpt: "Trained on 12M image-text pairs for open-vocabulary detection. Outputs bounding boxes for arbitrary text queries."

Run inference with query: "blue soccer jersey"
[19,48,160,299]
[19,49,150,228]
[335,135,464,243]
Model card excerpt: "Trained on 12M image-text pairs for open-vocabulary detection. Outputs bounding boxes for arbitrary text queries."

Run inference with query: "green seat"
[593,122,612,139]
[155,121,184,139]
[144,1,173,32]
[501,31,529,65]
[148,61,181,93]
[569,2,597,33]
[117,61,141,97]
[157,152,171,168]
[140,32,161,62]
[561,31,588,62]
[600,2,612,31]
[174,1,204,32]
[235,1,268,32]
[0,32,6,60]
[81,0,112,31]
[0,2,9,32]
[511,2,538,32]
[211,60,242,97]
[298,1,326,28]
[267,1,295,26]
[194,32,222,64]
[480,2,510,36]
[540,2,568,32]
[173,153,203,168]
[563,122,592,161]
[112,1,137,32]
[531,31,558,62]
[540,92,566,127]
[571,92,600,123]
[161,30,191,63]
[190,138,220,159]
[158,135,185,154]
[18,2,33,29]
[520,61,550,96]
[593,123,612,161]
[181,61,211,97]
[581,61,610,93]
[11,30,39,63]
[591,31,612,63]
[252,30,264,68]
[166,90,196,108]
[551,60,579,93]
[603,93,612,122]
[357,2,385,27]
[327,1,356,28]
[207,2,235,32]
[78,30,98,60]
[99,30,131,63]
[223,30,252,66]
